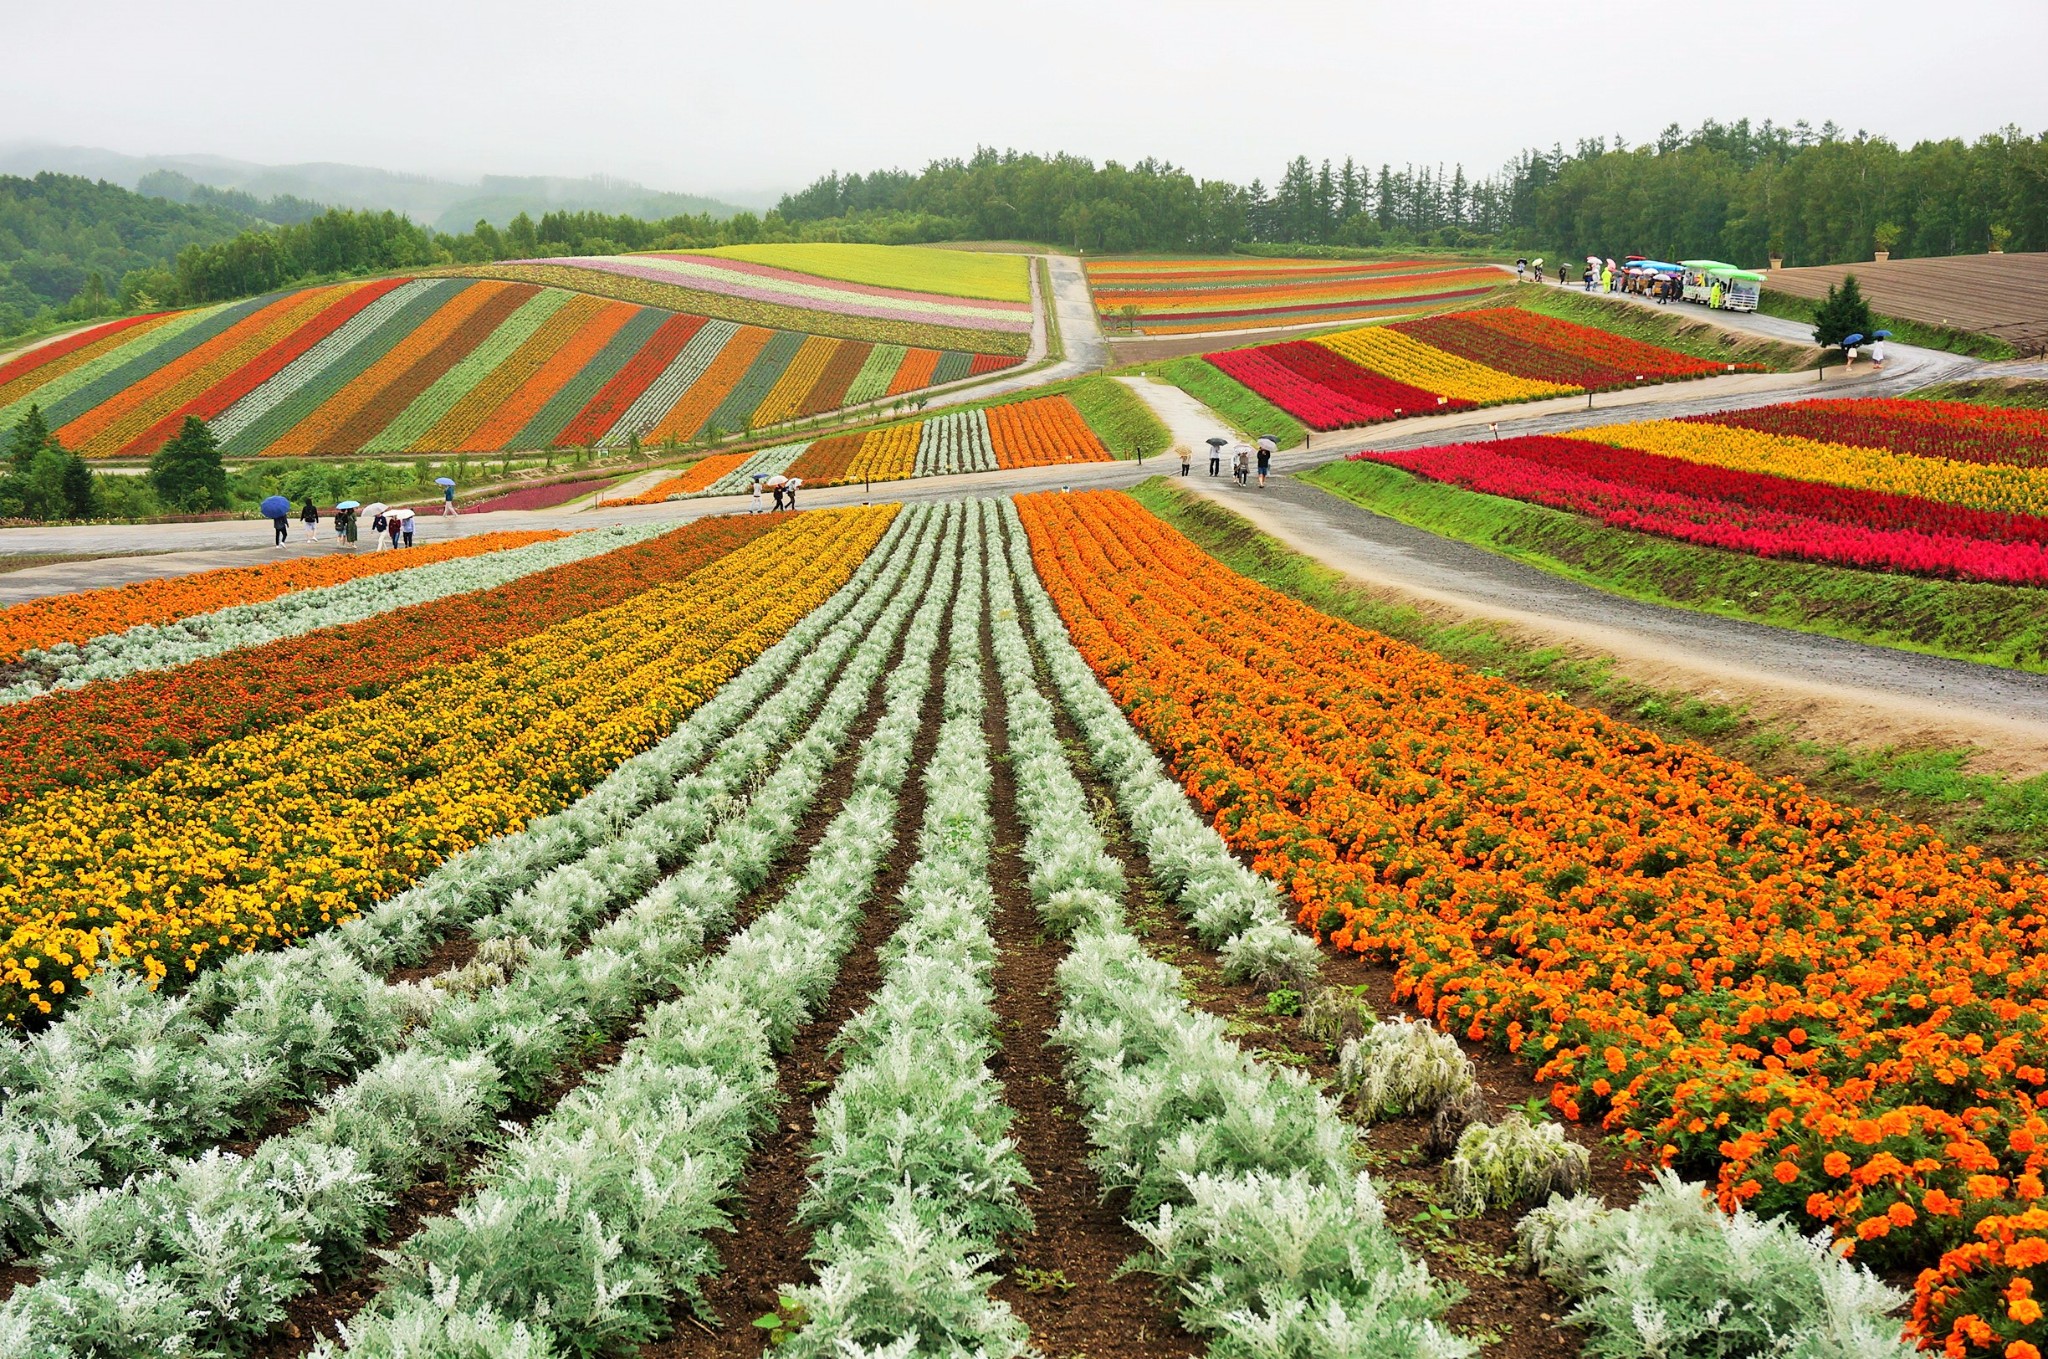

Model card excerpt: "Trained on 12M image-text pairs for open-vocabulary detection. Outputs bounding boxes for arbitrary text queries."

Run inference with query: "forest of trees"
[4,120,2042,345]
[777,121,2048,265]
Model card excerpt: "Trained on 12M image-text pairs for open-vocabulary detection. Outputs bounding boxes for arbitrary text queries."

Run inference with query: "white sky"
[6,0,2045,201]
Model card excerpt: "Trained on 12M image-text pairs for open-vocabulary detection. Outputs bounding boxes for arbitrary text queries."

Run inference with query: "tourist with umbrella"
[1870,330,1890,372]
[261,494,292,546]
[334,499,360,548]
[364,502,391,551]
[398,507,416,547]
[436,476,457,517]
[765,474,788,511]
[751,474,765,514]
[1255,436,1276,488]
[1841,332,1864,371]
[1177,444,1191,476]
[386,510,404,551]
[1207,435,1227,476]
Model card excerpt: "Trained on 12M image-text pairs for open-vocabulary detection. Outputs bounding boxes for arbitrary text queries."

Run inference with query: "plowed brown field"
[1764,251,2048,354]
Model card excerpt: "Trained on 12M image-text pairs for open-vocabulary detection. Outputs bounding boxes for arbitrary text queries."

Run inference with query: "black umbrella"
[1206,436,1228,449]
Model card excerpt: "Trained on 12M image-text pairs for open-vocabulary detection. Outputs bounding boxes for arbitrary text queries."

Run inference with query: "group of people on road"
[750,475,801,513]
[269,481,454,550]
[1181,437,1273,488]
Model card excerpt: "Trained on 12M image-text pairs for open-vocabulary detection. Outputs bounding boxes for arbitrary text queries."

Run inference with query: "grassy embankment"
[1129,476,2048,863]
[1910,378,2048,409]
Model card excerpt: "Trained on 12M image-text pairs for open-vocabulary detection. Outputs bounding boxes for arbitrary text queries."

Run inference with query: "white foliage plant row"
[703,440,811,497]
[332,502,967,1359]
[1519,1171,1916,1359]
[912,409,995,479]
[777,503,1036,1359]
[987,499,1471,1359]
[0,511,926,1261]
[0,505,951,1358]
[0,523,671,706]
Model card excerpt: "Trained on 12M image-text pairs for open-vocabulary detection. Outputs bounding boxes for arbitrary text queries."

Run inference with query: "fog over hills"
[0,142,770,231]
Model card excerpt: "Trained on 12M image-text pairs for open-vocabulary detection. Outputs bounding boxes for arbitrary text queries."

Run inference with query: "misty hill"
[0,143,752,233]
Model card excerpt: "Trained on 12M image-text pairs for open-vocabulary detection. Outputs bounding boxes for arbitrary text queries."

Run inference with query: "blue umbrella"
[259,495,291,518]
[335,499,361,511]
[1842,333,1866,348]
[1871,330,1892,340]
[434,477,456,488]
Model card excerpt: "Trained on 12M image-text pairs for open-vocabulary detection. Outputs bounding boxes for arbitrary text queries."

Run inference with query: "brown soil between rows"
[253,570,927,1358]
[995,504,1613,1358]
[647,547,955,1359]
[978,589,1201,1359]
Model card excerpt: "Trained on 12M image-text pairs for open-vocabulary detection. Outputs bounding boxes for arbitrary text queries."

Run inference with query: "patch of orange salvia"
[1013,488,2048,1355]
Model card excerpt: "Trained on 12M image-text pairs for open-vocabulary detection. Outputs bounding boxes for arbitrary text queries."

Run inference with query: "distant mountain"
[0,144,752,233]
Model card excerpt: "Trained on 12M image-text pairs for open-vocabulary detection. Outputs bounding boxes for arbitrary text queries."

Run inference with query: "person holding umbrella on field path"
[262,493,292,546]
[1255,437,1275,488]
[437,477,457,517]
[1207,436,1226,476]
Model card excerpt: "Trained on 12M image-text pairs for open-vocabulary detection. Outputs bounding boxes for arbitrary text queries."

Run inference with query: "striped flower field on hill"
[1347,398,2048,583]
[0,276,1024,459]
[1086,256,1503,334]
[1201,307,1737,430]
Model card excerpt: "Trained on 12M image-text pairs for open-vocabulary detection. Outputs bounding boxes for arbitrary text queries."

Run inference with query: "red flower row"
[1699,399,2048,469]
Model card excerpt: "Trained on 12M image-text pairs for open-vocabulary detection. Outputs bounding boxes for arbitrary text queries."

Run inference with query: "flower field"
[1018,488,2048,1352]
[1196,306,1745,430]
[0,527,558,666]
[617,394,1113,501]
[443,247,1032,357]
[0,495,1575,1359]
[0,273,1025,459]
[0,506,891,1021]
[1085,256,1503,334]
[1348,396,2048,584]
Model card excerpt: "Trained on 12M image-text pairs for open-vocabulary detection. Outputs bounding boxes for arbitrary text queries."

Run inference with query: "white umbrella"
[396,508,416,521]
[784,477,803,489]
[362,502,389,521]
[763,475,789,488]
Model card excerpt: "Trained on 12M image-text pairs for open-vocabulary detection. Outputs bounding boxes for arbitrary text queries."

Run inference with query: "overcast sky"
[7,0,2045,201]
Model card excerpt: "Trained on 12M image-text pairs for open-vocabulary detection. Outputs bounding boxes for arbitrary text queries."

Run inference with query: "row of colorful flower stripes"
[1085,257,1506,333]
[1016,489,2048,1356]
[605,395,1114,503]
[1350,399,2048,585]
[0,506,892,1023]
[1201,306,1737,429]
[439,259,1033,358]
[0,278,1024,458]
[0,529,559,665]
[0,518,777,811]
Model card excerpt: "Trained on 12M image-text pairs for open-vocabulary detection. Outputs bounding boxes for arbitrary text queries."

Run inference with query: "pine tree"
[8,405,51,473]
[59,450,98,519]
[148,416,229,512]
[1810,273,1875,348]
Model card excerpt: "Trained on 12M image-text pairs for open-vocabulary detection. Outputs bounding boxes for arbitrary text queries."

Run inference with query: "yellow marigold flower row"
[1314,327,1575,404]
[1568,420,2048,518]
[0,505,897,1024]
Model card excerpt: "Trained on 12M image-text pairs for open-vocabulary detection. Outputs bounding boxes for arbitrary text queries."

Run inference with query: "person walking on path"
[1232,446,1248,486]
[441,481,457,517]
[387,515,403,551]
[342,508,359,550]
[1871,338,1887,372]
[402,514,415,548]
[1255,443,1272,488]
[785,479,799,511]
[300,498,318,536]
[1208,443,1222,476]
[272,512,290,546]
[1177,444,1191,476]
[371,511,389,552]
[751,476,764,514]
